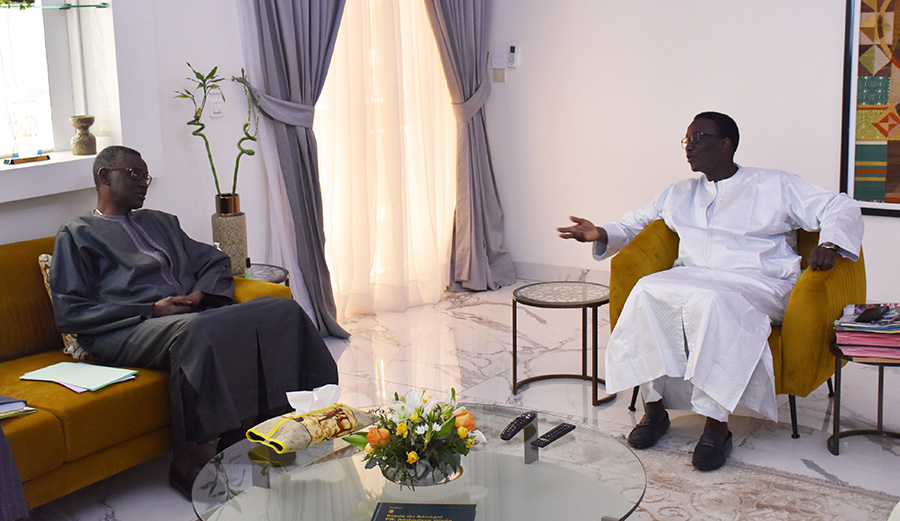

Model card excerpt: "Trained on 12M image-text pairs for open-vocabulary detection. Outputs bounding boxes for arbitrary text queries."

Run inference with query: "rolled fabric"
[247,404,377,453]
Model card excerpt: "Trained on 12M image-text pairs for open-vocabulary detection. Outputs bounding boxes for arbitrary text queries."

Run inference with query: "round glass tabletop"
[514,281,610,308]
[192,403,645,521]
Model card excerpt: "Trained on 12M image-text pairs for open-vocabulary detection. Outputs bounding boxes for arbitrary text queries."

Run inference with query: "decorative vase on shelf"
[211,193,247,276]
[70,115,97,155]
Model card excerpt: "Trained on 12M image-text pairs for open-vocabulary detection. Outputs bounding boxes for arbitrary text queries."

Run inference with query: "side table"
[244,263,289,285]
[827,342,900,455]
[512,281,615,405]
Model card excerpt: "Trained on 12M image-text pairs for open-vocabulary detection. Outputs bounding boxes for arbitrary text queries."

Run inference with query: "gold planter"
[212,193,247,276]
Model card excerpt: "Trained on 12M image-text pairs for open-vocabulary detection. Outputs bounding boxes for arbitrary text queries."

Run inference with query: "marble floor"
[27,280,900,520]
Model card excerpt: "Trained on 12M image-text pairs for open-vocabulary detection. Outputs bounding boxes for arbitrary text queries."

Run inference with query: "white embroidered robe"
[595,167,863,420]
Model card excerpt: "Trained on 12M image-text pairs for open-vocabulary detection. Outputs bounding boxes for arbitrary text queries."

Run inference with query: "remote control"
[500,411,537,440]
[531,423,575,447]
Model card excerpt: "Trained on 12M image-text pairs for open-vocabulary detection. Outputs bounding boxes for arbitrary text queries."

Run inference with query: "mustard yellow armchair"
[608,220,866,437]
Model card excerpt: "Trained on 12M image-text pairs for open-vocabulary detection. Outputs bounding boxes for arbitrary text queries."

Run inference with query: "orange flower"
[454,410,476,431]
[366,427,390,447]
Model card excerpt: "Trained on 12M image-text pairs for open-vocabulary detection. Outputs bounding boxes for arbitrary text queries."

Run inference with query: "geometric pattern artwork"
[852,0,900,209]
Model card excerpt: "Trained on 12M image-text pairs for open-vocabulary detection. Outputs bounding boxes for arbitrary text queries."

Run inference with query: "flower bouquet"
[343,389,485,489]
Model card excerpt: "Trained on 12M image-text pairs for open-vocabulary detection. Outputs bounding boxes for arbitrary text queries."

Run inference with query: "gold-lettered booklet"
[370,502,476,521]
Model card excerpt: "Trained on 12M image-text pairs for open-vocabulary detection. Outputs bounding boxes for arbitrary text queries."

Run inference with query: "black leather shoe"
[626,411,670,449]
[691,430,733,471]
[168,462,200,500]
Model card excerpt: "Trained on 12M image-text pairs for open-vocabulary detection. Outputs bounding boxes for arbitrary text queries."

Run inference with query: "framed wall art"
[841,0,900,216]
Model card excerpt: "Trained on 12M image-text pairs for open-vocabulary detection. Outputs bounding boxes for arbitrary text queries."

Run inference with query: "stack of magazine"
[0,395,36,420]
[833,303,900,362]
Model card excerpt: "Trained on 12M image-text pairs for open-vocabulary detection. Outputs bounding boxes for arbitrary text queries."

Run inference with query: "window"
[0,1,116,159]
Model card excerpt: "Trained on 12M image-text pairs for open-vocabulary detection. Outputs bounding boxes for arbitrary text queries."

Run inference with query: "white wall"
[0,0,273,264]
[486,0,897,302]
[1,0,896,303]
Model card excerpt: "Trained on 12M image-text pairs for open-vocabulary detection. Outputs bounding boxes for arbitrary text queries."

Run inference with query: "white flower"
[415,424,427,435]
[404,389,425,409]
[422,397,441,415]
[470,429,486,444]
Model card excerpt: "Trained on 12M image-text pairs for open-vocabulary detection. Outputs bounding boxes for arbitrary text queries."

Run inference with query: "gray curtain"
[424,0,516,291]
[243,0,348,338]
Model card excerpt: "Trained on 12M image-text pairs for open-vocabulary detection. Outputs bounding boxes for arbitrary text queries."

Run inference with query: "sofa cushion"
[0,237,61,363]
[37,254,94,361]
[0,351,170,462]
[2,408,65,483]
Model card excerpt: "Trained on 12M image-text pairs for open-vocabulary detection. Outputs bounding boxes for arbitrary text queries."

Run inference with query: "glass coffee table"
[192,403,645,520]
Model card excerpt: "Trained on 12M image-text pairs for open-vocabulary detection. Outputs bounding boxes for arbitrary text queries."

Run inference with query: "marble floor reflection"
[28,281,900,520]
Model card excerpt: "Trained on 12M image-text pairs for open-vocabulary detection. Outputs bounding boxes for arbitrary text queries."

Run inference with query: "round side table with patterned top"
[245,263,289,285]
[512,281,614,405]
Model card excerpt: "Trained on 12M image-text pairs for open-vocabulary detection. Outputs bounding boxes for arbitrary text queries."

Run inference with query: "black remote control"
[500,411,537,440]
[531,423,575,447]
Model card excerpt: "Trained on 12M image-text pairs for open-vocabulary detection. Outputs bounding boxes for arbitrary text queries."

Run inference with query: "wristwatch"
[818,242,838,250]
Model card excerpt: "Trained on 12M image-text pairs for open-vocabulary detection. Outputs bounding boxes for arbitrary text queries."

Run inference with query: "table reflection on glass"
[192,403,645,521]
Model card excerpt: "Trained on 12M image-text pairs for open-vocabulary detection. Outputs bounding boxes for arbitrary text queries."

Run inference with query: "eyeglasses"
[681,132,723,149]
[112,167,152,184]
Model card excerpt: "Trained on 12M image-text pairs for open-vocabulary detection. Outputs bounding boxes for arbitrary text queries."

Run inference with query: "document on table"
[21,362,137,392]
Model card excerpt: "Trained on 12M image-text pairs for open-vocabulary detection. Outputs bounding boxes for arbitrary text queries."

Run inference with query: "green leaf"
[436,417,455,437]
[342,434,368,450]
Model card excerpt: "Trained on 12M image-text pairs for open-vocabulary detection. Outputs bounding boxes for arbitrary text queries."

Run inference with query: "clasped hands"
[152,290,206,317]
[558,215,838,271]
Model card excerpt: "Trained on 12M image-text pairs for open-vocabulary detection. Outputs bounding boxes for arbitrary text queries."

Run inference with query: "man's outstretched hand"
[808,246,838,271]
[558,216,606,243]
[152,290,207,317]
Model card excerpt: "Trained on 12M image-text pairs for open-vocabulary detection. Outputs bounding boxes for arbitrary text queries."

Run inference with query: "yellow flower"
[365,443,375,454]
[410,411,419,422]
[466,438,476,447]
[407,451,419,464]
[396,422,408,438]
[457,426,469,438]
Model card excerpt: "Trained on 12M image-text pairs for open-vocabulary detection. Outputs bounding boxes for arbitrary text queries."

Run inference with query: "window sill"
[0,151,95,204]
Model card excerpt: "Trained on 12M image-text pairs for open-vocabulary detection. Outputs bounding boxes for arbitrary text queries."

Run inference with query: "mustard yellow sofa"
[609,220,867,436]
[0,236,291,509]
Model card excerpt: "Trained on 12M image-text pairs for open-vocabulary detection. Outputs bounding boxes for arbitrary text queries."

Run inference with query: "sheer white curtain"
[315,0,456,319]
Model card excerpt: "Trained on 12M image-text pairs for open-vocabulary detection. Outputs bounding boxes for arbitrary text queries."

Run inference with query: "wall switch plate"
[209,94,224,118]
[492,68,506,83]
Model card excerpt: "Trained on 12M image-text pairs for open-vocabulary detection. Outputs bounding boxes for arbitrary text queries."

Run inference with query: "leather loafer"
[168,462,201,500]
[626,411,670,449]
[691,430,733,471]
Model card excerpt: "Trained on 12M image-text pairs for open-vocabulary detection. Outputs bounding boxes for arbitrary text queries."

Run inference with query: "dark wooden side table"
[512,281,614,405]
[827,342,900,455]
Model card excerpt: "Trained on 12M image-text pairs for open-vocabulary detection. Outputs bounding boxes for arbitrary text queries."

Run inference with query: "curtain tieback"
[452,74,491,122]
[241,80,315,128]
